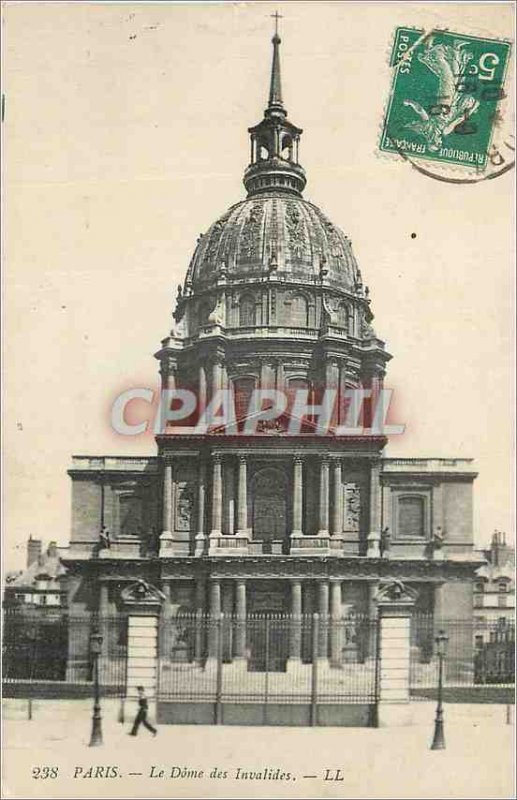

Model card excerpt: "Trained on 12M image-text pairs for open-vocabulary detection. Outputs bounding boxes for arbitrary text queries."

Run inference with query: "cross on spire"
[268,12,284,109]
[271,10,283,38]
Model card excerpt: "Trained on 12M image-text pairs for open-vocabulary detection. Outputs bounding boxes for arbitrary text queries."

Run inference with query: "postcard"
[2,2,515,799]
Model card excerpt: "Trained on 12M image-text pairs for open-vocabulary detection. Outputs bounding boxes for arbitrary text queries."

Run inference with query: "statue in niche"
[344,483,361,531]
[380,526,391,557]
[176,483,195,531]
[99,525,111,550]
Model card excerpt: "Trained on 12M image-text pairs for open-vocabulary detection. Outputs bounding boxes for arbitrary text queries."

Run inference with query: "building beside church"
[61,30,480,681]
[4,537,66,612]
[474,531,515,639]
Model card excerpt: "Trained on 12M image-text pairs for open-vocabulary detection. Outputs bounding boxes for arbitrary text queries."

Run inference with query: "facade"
[61,32,481,680]
[474,531,515,638]
[4,537,67,612]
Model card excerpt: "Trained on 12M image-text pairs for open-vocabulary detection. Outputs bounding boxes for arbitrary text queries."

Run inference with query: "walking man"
[128,686,157,737]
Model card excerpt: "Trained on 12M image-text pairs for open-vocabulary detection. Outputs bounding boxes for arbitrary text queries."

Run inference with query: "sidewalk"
[2,699,515,799]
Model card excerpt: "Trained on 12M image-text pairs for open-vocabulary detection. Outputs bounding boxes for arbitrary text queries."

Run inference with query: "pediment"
[375,579,418,606]
[120,579,166,607]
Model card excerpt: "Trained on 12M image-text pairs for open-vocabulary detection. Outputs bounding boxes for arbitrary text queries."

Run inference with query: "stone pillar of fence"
[375,580,417,727]
[120,580,165,719]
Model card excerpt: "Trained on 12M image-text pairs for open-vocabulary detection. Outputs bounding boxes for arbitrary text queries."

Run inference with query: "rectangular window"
[398,496,425,537]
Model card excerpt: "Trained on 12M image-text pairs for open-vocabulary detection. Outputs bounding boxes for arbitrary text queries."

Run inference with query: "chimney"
[47,541,58,558]
[27,535,42,568]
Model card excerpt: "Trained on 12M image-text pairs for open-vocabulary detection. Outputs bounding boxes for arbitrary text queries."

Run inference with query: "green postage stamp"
[380,28,512,170]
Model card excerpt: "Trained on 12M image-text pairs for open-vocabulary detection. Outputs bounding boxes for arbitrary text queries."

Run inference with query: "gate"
[157,612,378,726]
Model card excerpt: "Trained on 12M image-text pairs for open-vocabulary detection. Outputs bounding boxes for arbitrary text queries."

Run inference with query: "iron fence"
[157,612,379,707]
[2,610,128,698]
[3,609,514,707]
[410,615,515,702]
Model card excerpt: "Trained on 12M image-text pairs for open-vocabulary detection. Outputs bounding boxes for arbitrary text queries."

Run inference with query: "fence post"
[215,613,224,725]
[375,581,416,727]
[120,581,166,724]
[310,613,319,727]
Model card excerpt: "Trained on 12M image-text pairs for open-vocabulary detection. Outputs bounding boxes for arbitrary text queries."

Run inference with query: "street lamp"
[430,628,449,750]
[89,627,103,746]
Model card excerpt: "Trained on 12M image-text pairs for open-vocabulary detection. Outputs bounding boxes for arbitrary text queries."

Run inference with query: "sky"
[3,1,515,571]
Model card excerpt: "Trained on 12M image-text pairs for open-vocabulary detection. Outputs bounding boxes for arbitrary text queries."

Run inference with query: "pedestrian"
[128,686,157,737]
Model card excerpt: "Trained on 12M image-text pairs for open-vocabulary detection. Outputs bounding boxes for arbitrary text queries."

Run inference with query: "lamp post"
[89,627,103,746]
[430,628,448,750]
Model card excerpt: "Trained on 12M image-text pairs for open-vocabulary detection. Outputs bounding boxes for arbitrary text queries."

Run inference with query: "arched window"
[475,581,485,593]
[239,295,256,327]
[281,135,293,161]
[287,377,310,399]
[337,302,350,330]
[398,496,425,537]
[284,293,308,327]
[233,377,256,419]
[498,580,508,593]
[258,139,269,160]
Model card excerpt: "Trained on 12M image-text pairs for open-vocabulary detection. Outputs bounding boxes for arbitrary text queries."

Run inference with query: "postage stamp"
[380,27,512,170]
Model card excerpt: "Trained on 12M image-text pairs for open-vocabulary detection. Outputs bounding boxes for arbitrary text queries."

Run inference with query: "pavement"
[2,699,515,799]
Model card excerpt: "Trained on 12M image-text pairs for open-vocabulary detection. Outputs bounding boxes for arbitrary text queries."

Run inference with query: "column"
[194,578,206,664]
[160,460,174,554]
[318,458,330,536]
[195,461,206,556]
[338,363,347,425]
[325,359,339,428]
[234,580,247,659]
[208,579,222,658]
[162,460,173,535]
[331,460,343,537]
[318,580,329,659]
[289,580,303,661]
[225,459,235,535]
[212,357,223,396]
[198,364,207,415]
[361,580,379,660]
[162,358,176,393]
[367,460,382,557]
[210,455,223,538]
[291,457,303,537]
[329,579,342,666]
[236,456,248,536]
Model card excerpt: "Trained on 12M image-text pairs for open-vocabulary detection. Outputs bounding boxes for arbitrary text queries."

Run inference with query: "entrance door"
[252,468,288,553]
[247,615,289,672]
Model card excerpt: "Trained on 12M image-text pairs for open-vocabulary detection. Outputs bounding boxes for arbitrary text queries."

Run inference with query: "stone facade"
[61,30,481,673]
[474,531,515,637]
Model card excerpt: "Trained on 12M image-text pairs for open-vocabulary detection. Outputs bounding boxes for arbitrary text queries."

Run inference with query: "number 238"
[32,766,59,779]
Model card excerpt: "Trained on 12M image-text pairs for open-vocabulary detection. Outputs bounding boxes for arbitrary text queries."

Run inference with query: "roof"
[184,195,360,292]
[9,552,67,589]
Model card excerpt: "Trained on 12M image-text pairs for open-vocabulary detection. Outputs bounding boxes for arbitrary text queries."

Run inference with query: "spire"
[268,12,284,112]
[243,17,306,197]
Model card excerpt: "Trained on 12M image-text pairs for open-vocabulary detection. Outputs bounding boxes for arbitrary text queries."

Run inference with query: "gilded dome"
[185,194,361,292]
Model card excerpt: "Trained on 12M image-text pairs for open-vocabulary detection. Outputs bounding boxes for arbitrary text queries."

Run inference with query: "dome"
[185,194,360,292]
